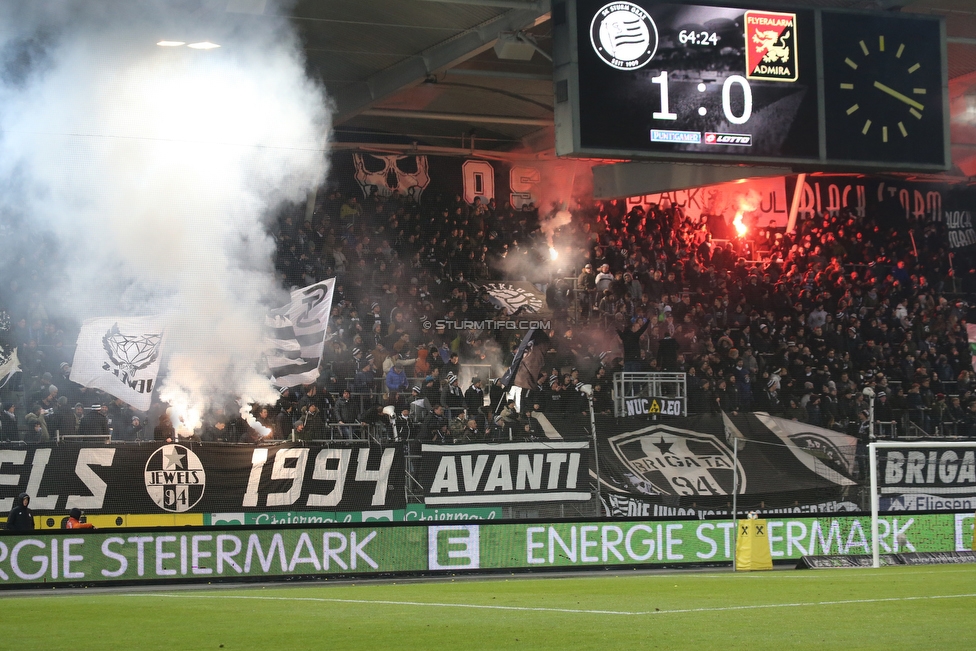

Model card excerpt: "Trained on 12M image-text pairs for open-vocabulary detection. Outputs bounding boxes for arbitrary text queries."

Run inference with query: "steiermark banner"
[427,513,975,570]
[1,512,973,586]
[0,527,426,585]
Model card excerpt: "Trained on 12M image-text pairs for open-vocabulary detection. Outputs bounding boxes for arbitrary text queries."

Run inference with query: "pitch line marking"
[121,591,976,616]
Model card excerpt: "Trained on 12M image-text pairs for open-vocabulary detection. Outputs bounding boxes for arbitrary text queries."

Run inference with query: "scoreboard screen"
[553,1,949,171]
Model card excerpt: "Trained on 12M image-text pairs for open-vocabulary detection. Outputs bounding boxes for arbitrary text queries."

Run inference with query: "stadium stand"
[1,177,974,451]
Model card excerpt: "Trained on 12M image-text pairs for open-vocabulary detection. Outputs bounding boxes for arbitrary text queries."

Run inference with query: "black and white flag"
[266,279,335,388]
[69,316,165,411]
[0,344,19,388]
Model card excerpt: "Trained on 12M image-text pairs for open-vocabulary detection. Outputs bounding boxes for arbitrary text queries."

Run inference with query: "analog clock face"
[822,12,946,168]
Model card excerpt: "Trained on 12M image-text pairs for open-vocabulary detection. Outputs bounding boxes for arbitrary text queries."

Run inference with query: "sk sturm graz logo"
[102,324,162,377]
[590,2,658,70]
[482,283,544,314]
[608,425,745,496]
[744,10,798,82]
[144,444,206,513]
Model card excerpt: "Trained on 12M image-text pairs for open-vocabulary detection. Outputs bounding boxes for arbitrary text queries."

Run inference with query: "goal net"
[869,440,976,567]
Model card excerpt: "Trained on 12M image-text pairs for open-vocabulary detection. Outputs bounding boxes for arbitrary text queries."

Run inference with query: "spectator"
[48,396,75,439]
[295,403,327,441]
[65,508,94,530]
[385,360,408,393]
[441,372,464,410]
[0,402,17,441]
[154,413,175,443]
[577,263,596,320]
[4,493,34,531]
[594,264,613,293]
[617,317,649,372]
[79,404,111,438]
[421,404,448,441]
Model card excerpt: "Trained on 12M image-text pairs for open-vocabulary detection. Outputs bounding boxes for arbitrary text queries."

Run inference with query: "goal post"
[869,440,976,568]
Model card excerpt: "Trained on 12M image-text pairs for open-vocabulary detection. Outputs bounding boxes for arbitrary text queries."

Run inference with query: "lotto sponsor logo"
[704,132,752,146]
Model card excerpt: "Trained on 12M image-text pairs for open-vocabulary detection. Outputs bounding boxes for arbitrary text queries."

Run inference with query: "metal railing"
[612,372,687,417]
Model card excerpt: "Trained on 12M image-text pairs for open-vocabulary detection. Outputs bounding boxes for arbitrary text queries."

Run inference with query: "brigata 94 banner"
[0,512,973,586]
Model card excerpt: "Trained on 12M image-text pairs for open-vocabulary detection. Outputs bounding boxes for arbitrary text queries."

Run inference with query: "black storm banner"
[420,441,591,506]
[0,443,405,515]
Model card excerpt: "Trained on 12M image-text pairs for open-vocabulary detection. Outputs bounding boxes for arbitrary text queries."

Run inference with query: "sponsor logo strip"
[651,129,701,143]
[704,132,752,146]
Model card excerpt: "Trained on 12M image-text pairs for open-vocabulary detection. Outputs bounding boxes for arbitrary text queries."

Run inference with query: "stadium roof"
[256,0,976,169]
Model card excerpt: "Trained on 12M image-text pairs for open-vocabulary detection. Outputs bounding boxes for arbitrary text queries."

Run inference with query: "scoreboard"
[552,1,949,171]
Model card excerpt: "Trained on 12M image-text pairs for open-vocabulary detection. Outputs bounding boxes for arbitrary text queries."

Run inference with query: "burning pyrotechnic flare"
[239,400,272,438]
[549,246,559,261]
[732,188,761,238]
[733,212,747,237]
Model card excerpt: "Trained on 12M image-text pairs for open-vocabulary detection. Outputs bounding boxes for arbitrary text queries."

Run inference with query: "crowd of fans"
[1,174,975,444]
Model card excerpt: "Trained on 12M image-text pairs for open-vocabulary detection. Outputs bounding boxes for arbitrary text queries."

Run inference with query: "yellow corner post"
[735,518,773,571]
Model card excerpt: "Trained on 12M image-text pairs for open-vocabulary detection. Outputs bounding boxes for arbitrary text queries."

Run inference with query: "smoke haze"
[0,0,330,420]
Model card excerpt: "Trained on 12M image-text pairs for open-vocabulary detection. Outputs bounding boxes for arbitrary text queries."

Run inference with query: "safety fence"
[4,409,976,531]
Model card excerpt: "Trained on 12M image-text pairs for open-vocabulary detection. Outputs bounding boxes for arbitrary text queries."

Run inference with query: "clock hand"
[873,81,924,111]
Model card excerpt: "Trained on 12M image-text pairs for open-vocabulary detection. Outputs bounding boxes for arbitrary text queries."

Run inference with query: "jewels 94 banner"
[0,443,404,515]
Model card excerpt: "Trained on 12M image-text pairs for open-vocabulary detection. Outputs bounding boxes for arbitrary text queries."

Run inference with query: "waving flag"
[0,344,19,389]
[70,316,165,411]
[266,279,335,387]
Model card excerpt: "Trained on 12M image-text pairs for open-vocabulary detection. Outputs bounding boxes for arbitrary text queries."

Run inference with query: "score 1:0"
[650,71,754,125]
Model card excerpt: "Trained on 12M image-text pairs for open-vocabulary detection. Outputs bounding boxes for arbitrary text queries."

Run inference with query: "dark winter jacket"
[5,493,34,531]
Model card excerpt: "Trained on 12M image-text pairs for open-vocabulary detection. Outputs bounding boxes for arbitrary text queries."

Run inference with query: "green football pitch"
[2,565,975,650]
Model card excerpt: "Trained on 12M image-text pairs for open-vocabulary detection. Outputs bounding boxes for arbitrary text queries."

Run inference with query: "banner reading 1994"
[0,512,972,586]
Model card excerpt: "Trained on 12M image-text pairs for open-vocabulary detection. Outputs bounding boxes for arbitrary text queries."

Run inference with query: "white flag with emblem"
[69,316,165,411]
[0,345,19,388]
[266,278,335,387]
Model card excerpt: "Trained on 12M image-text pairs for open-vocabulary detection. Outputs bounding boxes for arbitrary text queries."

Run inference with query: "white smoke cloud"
[0,1,330,420]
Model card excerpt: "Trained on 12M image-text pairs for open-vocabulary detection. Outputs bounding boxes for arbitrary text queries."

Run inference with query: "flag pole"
[587,391,602,517]
[731,432,739,571]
